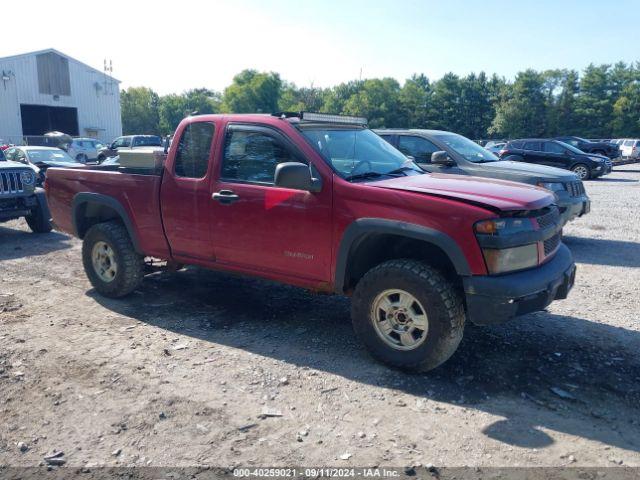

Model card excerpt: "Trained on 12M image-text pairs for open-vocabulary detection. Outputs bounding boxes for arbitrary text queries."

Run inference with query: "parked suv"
[45,112,575,372]
[554,136,620,159]
[620,139,640,160]
[500,139,612,180]
[98,135,163,161]
[0,158,51,232]
[376,130,590,224]
[68,138,103,163]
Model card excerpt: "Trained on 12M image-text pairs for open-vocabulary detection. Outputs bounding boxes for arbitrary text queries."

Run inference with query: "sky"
[2,0,639,95]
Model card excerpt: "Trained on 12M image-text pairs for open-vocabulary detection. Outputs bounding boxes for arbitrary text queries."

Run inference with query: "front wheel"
[571,163,590,180]
[82,221,144,298]
[351,259,465,372]
[25,207,52,233]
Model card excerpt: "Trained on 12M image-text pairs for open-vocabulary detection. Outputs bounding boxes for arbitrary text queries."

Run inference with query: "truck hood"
[369,173,554,212]
[0,160,32,170]
[478,160,577,182]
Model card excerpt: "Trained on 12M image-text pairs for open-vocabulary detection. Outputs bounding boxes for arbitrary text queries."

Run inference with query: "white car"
[67,137,104,162]
[620,139,640,159]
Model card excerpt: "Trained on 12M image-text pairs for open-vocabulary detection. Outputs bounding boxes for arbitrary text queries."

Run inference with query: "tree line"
[121,62,640,140]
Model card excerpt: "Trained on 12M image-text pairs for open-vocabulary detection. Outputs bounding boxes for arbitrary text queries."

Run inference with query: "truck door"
[160,120,217,260]
[210,124,332,282]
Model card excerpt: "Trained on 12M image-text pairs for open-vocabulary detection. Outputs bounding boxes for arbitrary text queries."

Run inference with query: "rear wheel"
[82,221,144,297]
[351,259,465,372]
[571,163,590,180]
[25,207,52,233]
[76,154,88,163]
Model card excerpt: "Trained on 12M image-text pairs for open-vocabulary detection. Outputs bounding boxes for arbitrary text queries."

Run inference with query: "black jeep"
[0,158,51,233]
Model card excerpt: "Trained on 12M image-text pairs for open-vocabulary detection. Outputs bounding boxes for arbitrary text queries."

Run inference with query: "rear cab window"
[174,122,216,178]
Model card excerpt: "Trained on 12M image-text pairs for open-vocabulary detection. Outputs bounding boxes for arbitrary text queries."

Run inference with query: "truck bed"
[45,167,171,258]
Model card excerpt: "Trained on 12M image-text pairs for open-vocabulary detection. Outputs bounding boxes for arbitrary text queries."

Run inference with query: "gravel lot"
[0,165,639,469]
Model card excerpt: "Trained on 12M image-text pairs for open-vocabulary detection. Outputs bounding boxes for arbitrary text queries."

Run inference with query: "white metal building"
[0,49,122,144]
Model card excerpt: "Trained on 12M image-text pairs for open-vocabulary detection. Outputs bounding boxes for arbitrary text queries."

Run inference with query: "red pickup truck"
[46,112,575,371]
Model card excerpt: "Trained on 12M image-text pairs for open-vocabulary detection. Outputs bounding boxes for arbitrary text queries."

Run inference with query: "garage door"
[20,104,79,136]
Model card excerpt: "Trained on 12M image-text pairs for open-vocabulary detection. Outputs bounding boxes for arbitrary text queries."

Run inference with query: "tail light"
[499,149,507,156]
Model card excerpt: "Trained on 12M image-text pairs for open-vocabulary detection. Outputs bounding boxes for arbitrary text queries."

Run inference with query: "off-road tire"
[25,208,52,233]
[82,221,144,298]
[351,259,465,372]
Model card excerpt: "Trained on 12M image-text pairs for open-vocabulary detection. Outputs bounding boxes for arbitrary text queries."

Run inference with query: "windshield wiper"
[344,171,386,182]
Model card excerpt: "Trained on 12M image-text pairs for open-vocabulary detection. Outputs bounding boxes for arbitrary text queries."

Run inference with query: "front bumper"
[592,163,612,176]
[557,194,590,224]
[463,244,575,326]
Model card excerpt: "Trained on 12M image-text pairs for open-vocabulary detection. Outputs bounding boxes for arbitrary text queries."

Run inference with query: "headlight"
[482,244,539,274]
[537,182,565,192]
[474,217,535,235]
[20,170,35,186]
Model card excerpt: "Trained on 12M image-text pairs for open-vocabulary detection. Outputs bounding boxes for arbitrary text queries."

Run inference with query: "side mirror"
[275,162,322,192]
[431,151,455,166]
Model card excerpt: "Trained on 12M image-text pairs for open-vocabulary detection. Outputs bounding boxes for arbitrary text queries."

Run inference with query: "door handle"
[212,189,240,205]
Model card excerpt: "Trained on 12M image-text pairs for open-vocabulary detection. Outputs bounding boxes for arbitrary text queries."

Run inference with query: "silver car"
[67,138,104,162]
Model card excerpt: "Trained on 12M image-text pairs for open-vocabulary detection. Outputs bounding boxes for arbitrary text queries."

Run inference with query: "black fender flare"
[33,187,51,221]
[334,218,471,293]
[72,192,142,253]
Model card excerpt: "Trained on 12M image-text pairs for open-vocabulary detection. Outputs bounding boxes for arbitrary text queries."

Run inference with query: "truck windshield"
[299,126,421,180]
[432,133,499,163]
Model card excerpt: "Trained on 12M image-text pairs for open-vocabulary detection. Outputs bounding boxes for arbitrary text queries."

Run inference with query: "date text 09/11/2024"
[233,467,403,477]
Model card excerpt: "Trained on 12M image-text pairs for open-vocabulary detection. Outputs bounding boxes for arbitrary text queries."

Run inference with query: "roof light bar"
[272,111,368,125]
[300,112,368,125]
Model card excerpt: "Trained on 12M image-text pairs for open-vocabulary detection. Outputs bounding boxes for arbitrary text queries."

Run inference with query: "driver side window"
[397,136,439,163]
[221,128,303,185]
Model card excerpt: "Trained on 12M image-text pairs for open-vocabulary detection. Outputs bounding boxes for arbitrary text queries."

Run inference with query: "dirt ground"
[1,165,639,469]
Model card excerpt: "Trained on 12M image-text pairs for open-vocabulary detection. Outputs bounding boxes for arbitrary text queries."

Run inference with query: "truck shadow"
[563,235,640,268]
[89,266,640,453]
[0,225,73,261]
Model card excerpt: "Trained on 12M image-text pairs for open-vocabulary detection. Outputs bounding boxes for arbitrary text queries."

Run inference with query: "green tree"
[278,83,326,112]
[428,73,464,133]
[458,72,494,139]
[321,80,364,114]
[120,87,160,135]
[490,69,546,138]
[341,78,402,128]
[158,88,221,134]
[398,74,430,128]
[574,64,613,137]
[611,82,640,136]
[554,70,579,136]
[221,70,282,113]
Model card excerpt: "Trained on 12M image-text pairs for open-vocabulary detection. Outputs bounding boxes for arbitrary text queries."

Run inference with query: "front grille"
[0,171,24,195]
[544,232,561,256]
[567,181,585,197]
[535,206,560,229]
